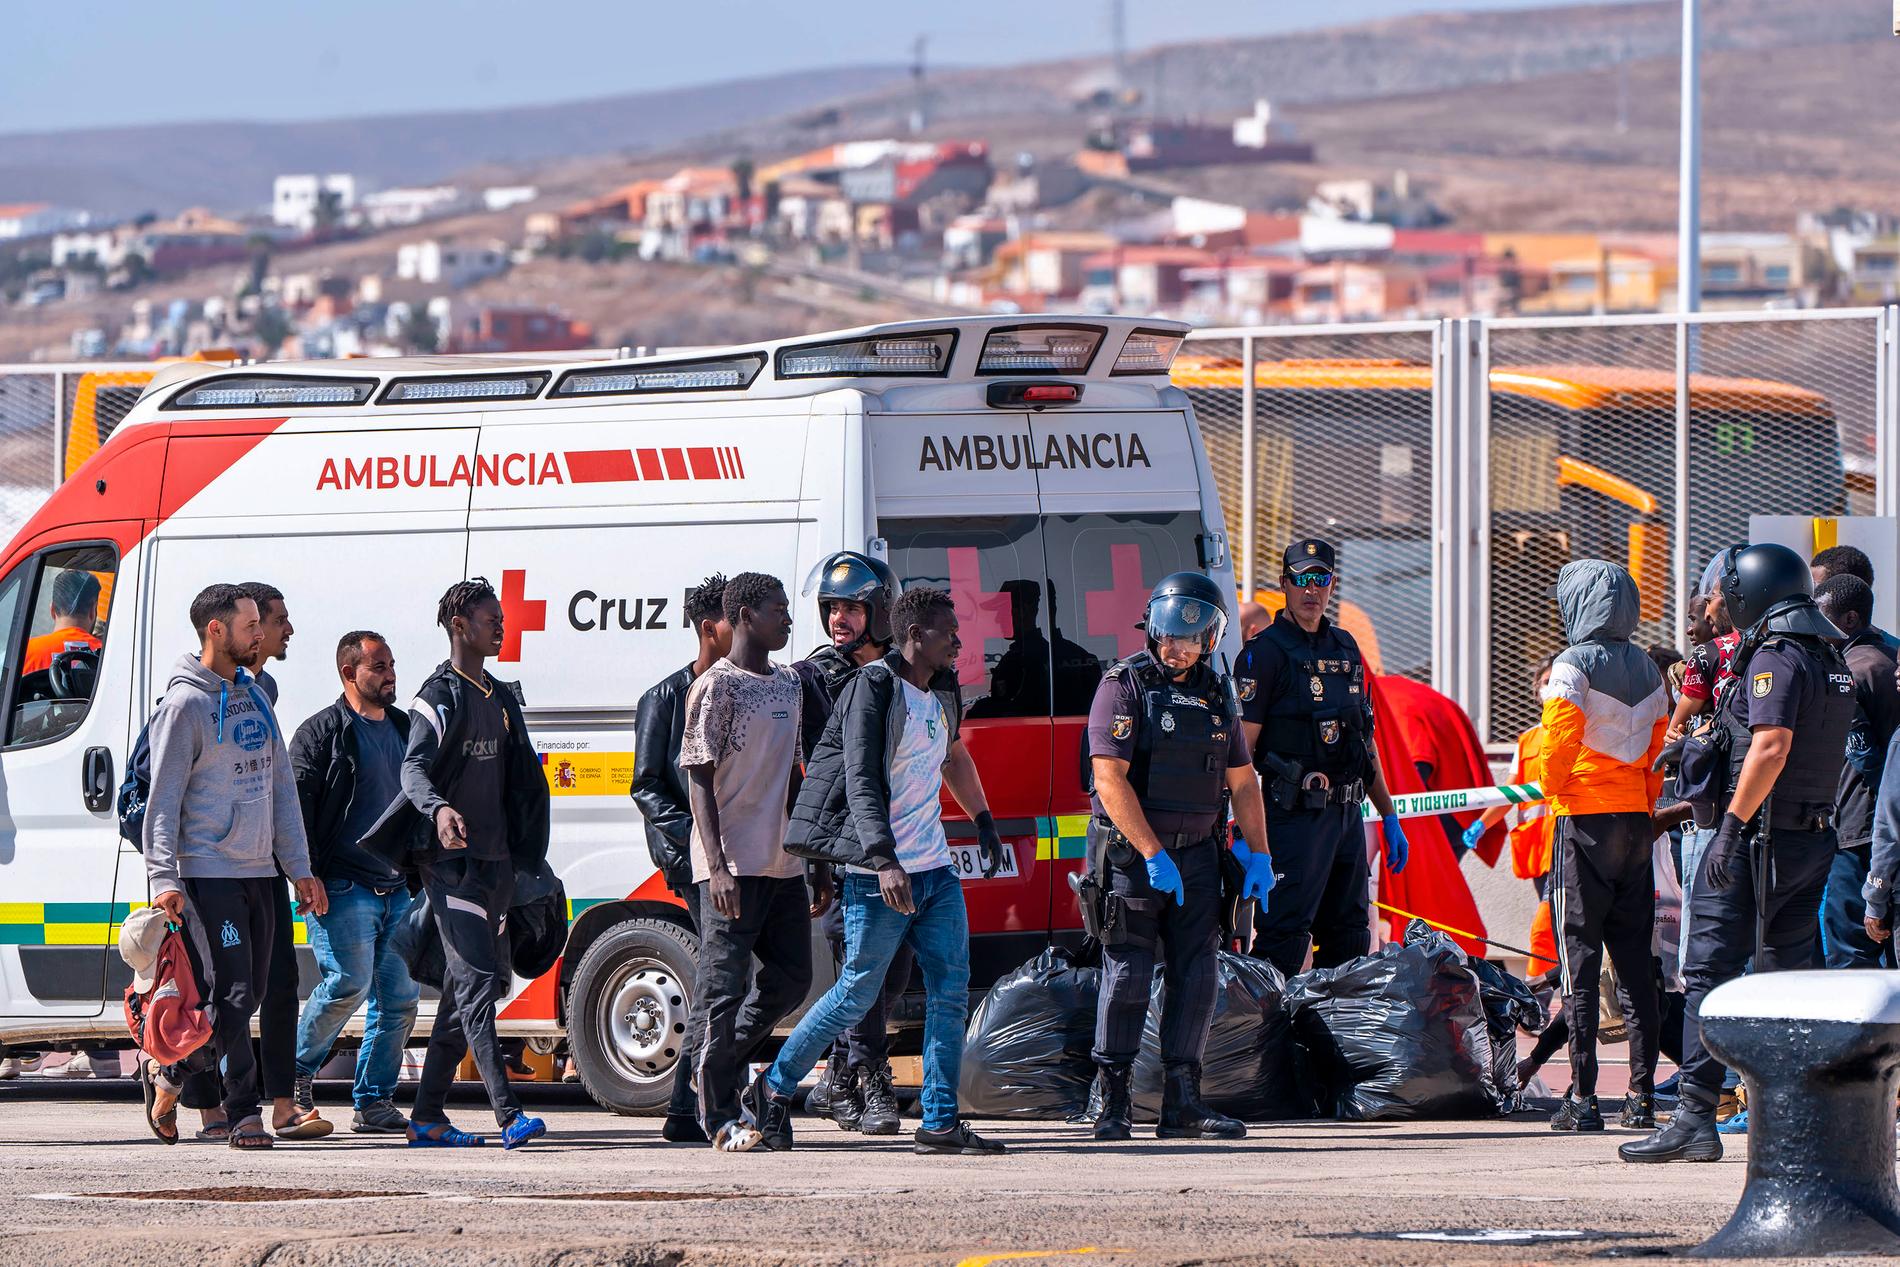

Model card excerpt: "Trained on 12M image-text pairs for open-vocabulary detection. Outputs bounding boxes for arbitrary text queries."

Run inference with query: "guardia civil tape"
[1356,783,1543,821]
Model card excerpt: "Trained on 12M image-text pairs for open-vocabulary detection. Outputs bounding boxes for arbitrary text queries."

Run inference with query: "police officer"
[1082,572,1276,1142]
[1621,543,1855,1164]
[1235,540,1409,978]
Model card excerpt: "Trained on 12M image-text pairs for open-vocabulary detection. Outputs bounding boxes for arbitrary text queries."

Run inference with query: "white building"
[273,174,358,231]
[395,238,508,288]
[51,228,123,269]
[359,186,472,228]
[482,186,538,212]
[0,203,91,240]
[1232,99,1289,149]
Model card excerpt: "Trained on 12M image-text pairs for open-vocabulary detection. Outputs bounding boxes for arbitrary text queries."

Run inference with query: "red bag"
[123,928,211,1066]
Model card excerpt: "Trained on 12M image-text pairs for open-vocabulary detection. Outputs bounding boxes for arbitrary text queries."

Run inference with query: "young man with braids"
[367,577,551,1148]
[629,573,730,1143]
[677,571,813,1151]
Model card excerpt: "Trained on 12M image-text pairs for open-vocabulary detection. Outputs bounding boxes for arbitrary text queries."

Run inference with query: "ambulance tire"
[568,917,699,1116]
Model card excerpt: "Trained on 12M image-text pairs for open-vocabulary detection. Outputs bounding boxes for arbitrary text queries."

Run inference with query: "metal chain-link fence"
[0,364,152,548]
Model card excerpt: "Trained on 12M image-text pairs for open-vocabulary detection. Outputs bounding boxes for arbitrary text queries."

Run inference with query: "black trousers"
[823,891,915,1071]
[413,855,522,1128]
[665,882,704,1123]
[1093,837,1220,1068]
[164,876,277,1125]
[1522,961,1685,1078]
[689,875,813,1135]
[257,877,297,1102]
[1252,802,1368,978]
[1551,812,1660,1098]
[1679,826,1834,1106]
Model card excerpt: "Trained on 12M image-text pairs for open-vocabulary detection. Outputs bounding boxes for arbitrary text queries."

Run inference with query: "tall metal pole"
[1239,335,1257,599]
[1678,0,1700,316]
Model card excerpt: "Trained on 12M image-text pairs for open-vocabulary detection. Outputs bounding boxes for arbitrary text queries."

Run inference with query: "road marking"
[957,1250,1129,1267]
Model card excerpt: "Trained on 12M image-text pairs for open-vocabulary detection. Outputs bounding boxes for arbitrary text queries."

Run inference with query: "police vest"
[1252,620,1373,780]
[1683,633,1853,819]
[1111,652,1231,818]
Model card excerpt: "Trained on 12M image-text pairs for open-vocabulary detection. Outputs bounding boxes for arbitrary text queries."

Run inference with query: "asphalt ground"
[0,1078,1815,1267]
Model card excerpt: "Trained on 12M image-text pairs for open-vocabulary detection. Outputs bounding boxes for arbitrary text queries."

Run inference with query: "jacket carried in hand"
[289,695,412,889]
[362,660,550,873]
[785,650,960,871]
[630,662,695,893]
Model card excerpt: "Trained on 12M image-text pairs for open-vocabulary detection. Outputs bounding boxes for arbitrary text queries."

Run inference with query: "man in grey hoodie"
[145,583,326,1150]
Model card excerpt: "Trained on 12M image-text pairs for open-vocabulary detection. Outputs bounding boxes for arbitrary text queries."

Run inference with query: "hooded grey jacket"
[1540,560,1668,815]
[143,653,312,897]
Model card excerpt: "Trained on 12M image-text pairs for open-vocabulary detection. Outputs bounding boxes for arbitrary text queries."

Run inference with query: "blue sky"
[2,0,1622,133]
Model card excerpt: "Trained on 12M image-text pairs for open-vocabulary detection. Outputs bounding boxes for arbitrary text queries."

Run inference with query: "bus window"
[9,544,117,748]
[881,516,1049,719]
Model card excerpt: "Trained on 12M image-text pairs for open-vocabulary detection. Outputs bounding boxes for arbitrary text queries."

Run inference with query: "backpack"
[116,716,154,849]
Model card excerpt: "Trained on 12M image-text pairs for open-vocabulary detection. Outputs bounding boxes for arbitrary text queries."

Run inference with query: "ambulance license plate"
[948,844,1020,881]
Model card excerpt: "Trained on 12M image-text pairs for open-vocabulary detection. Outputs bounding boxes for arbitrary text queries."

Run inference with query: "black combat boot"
[829,1062,865,1132]
[1619,1092,1723,1163]
[856,1062,902,1136]
[1092,1064,1133,1141]
[807,1050,843,1117]
[1157,1063,1245,1140]
[1550,1092,1605,1132]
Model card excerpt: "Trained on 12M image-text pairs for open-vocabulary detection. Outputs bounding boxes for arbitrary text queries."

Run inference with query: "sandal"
[137,1062,178,1145]
[228,1116,274,1150]
[407,1120,485,1148]
[274,1110,334,1140]
[196,1122,231,1141]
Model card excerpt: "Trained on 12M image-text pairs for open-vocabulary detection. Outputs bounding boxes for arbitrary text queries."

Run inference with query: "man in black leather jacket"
[630,574,729,1143]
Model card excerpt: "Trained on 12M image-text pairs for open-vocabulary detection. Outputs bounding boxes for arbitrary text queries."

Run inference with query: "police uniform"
[1235,544,1377,978]
[1622,543,1855,1164]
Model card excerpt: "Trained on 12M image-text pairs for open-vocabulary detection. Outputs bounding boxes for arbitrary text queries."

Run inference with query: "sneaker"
[857,1063,901,1136]
[713,1120,763,1153]
[1550,1094,1605,1132]
[1654,1072,1681,1101]
[62,1052,94,1078]
[292,1073,315,1115]
[914,1121,1006,1156]
[501,1113,547,1150]
[1717,1108,1750,1135]
[1620,1093,1656,1130]
[351,1099,408,1134]
[661,1114,708,1144]
[0,1056,18,1080]
[741,1070,793,1151]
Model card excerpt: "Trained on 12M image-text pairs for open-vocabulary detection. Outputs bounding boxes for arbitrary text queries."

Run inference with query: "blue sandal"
[502,1113,547,1150]
[407,1120,485,1148]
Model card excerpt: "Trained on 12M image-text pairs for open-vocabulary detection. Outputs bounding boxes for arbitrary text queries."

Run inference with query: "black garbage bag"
[1454,935,1543,1110]
[1286,930,1500,1120]
[1129,950,1311,1122]
[958,947,1101,1120]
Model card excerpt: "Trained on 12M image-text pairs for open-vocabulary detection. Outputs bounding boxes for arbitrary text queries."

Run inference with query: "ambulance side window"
[1040,512,1206,715]
[7,544,117,748]
[881,515,1050,719]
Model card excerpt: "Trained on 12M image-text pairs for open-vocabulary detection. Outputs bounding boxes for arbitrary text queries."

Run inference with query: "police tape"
[1355,782,1543,821]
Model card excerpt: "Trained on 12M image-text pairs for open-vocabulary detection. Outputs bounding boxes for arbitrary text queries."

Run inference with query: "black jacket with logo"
[630,662,696,893]
[363,660,550,873]
[288,695,412,889]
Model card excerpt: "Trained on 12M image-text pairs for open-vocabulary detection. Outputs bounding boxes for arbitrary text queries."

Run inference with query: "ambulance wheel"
[568,917,697,1116]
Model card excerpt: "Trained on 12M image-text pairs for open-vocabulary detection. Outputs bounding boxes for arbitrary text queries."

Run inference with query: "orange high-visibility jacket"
[1539,560,1668,818]
[1507,725,1554,880]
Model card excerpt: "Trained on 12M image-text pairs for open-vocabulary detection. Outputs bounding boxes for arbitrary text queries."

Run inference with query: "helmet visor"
[801,551,900,602]
[1146,593,1225,648]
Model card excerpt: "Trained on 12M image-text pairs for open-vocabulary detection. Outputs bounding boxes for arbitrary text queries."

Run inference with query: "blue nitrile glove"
[1460,820,1486,854]
[1144,850,1186,905]
[1230,840,1277,903]
[1382,814,1410,874]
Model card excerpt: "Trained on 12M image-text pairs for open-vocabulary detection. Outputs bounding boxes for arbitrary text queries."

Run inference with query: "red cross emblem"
[497,568,546,663]
[945,546,1016,687]
[1084,543,1152,660]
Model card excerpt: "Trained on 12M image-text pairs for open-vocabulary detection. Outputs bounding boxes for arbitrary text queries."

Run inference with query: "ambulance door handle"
[82,747,112,813]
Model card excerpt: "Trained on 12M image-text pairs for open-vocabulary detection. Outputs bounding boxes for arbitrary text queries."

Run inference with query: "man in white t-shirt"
[679,571,814,1151]
[731,587,1006,1156]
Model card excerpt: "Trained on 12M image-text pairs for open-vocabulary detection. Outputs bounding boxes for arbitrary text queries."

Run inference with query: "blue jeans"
[766,866,970,1131]
[294,879,420,1108]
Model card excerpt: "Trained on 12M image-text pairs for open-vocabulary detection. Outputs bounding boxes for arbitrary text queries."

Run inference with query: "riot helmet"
[1719,542,1842,641]
[801,550,901,652]
[1140,571,1229,657]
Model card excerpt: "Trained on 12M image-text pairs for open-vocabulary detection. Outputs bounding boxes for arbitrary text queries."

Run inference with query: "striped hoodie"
[1538,560,1668,817]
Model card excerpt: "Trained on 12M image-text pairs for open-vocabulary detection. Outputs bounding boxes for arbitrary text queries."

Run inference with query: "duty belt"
[1091,816,1217,850]
[1767,802,1833,833]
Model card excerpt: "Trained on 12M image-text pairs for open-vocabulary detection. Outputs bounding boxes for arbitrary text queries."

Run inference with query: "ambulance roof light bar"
[164,374,377,410]
[976,324,1105,375]
[776,330,957,379]
[1111,328,1186,376]
[379,372,549,404]
[550,352,766,398]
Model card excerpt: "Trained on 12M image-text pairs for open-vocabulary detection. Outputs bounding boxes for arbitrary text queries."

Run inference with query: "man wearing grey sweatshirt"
[145,584,326,1150]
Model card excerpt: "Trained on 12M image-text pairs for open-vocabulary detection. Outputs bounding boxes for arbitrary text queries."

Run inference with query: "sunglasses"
[1287,570,1335,589]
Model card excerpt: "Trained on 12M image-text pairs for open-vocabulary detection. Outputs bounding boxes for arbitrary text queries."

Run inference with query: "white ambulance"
[0,315,1237,1112]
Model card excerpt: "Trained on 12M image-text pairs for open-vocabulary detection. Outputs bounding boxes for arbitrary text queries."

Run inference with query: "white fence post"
[1239,334,1256,599]
[1880,306,1899,519]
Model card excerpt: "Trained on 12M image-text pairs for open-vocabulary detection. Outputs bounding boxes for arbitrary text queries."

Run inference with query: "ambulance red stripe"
[563,449,641,483]
[661,448,689,480]
[686,447,720,480]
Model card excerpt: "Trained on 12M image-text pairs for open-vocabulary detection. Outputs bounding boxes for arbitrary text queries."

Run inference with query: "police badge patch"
[1181,601,1202,625]
[1319,719,1341,745]
[1753,671,1773,698]
[1111,715,1134,741]
[1237,678,1257,702]
[1309,675,1325,699]
[1161,712,1177,733]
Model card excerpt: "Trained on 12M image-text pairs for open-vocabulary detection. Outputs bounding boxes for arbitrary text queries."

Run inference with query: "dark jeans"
[690,874,813,1136]
[1252,802,1368,978]
[258,877,297,1102]
[1821,843,1897,969]
[823,893,915,1071]
[163,876,277,1125]
[413,855,522,1129]
[1551,812,1660,1098]
[1094,838,1221,1067]
[1679,826,1835,1106]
